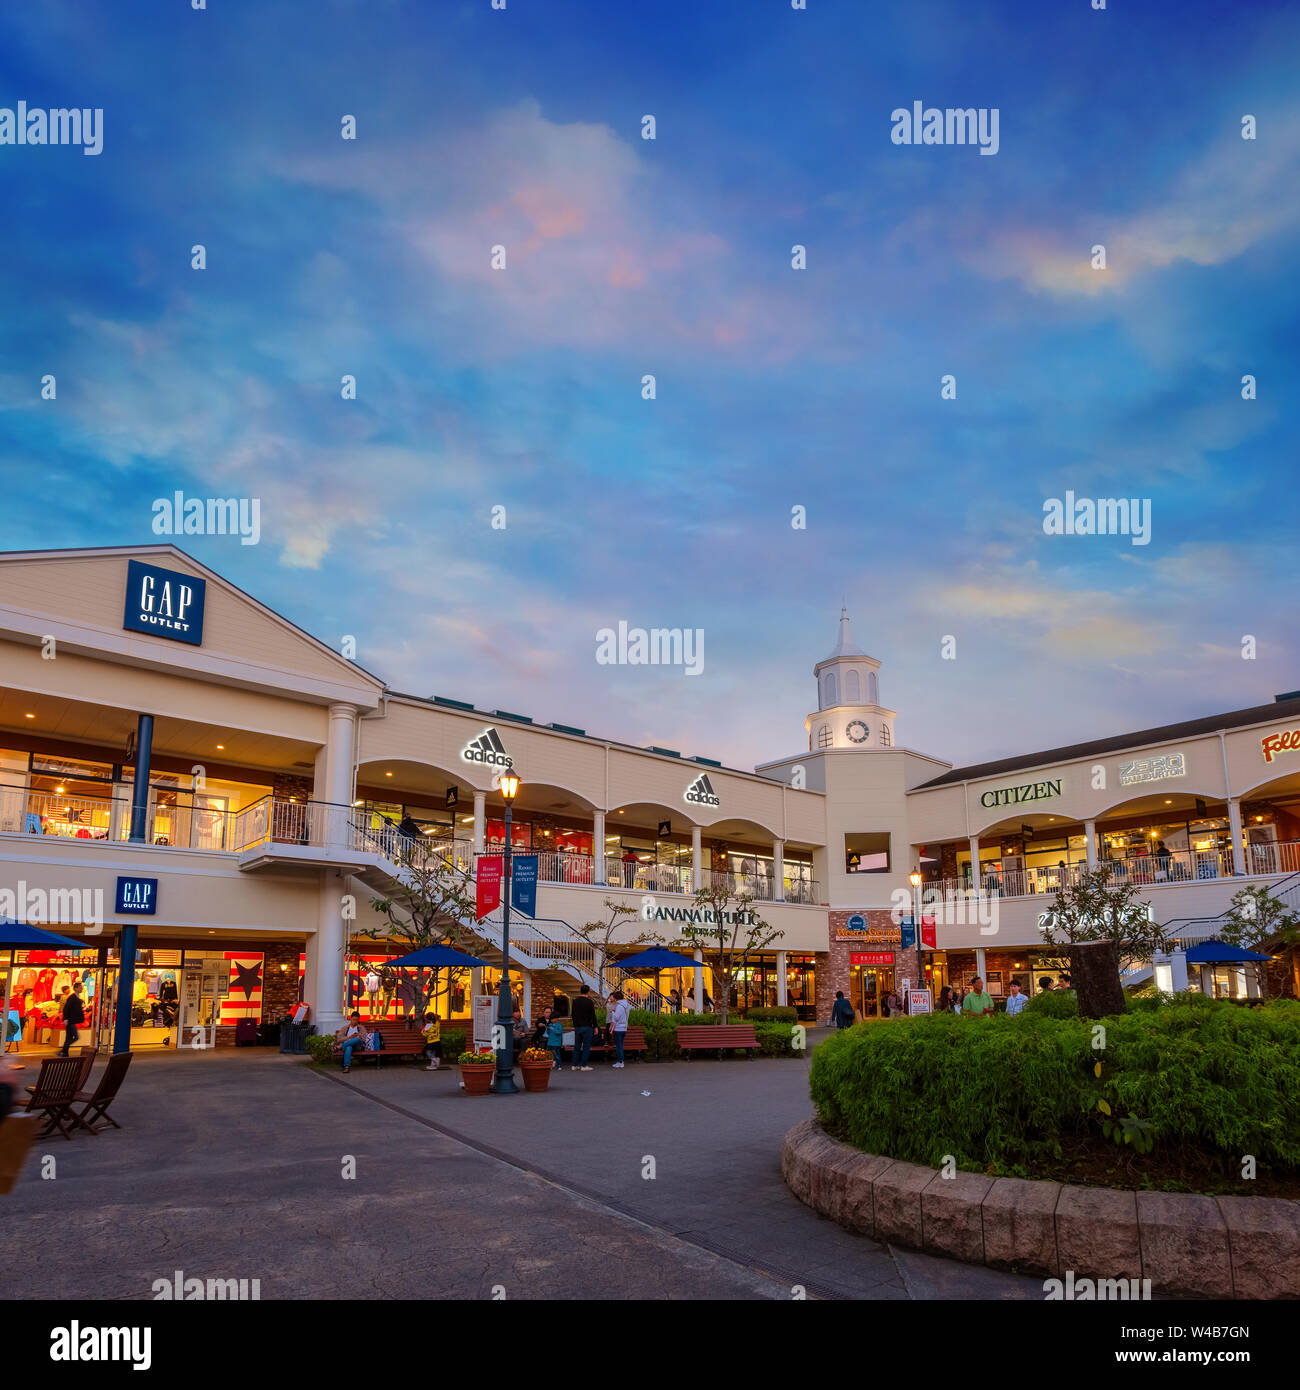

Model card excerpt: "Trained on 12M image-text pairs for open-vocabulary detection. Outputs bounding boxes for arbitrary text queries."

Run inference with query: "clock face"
[846,719,870,744]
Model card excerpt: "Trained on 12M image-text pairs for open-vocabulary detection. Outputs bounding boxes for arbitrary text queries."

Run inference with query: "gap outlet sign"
[123,560,206,646]
[684,773,720,807]
[461,728,513,768]
[115,876,158,915]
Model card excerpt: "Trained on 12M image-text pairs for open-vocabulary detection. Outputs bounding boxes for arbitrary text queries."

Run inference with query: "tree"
[671,882,782,1023]
[568,898,658,996]
[1218,884,1299,1000]
[1041,867,1168,1018]
[364,839,480,1015]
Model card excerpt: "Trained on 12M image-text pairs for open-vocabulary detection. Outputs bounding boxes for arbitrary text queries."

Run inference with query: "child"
[545,1011,564,1071]
[421,1011,442,1071]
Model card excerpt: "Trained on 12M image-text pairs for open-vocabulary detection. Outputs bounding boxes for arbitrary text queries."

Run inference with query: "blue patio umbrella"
[380,943,488,969]
[1182,938,1271,964]
[615,946,698,969]
[0,919,90,950]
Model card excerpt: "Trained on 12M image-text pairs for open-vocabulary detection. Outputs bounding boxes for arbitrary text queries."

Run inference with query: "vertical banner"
[511,854,538,917]
[900,915,916,950]
[476,855,503,920]
[920,914,936,949]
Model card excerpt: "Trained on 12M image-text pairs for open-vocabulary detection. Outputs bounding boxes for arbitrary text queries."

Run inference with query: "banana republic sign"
[642,905,757,926]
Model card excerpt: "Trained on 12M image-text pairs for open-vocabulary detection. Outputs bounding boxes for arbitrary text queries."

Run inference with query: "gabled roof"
[0,544,385,706]
[912,695,1300,790]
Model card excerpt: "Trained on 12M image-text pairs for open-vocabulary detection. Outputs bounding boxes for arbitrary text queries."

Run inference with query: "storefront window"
[845,832,890,873]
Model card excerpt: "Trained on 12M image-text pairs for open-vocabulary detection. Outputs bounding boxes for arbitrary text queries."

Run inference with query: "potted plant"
[518,1046,554,1093]
[458,1048,496,1095]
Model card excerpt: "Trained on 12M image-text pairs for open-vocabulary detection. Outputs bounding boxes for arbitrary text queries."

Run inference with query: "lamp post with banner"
[493,773,521,1095]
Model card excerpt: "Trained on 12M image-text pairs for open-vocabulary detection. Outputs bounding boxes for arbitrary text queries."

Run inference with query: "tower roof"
[825,606,865,660]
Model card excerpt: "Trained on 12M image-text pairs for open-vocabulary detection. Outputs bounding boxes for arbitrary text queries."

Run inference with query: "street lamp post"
[909,868,924,1012]
[494,772,521,1095]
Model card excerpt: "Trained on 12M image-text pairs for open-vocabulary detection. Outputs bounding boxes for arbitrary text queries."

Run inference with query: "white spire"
[826,606,865,660]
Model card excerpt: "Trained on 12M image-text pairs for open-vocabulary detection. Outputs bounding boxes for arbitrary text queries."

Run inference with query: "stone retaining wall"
[781,1117,1300,1299]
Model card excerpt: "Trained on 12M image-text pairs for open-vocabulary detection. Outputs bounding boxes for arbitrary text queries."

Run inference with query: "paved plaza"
[2,1045,1040,1301]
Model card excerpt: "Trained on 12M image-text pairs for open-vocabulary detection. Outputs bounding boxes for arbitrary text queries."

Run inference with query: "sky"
[1,0,1298,774]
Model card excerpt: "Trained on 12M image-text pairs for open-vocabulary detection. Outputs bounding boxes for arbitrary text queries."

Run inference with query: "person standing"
[830,990,855,1029]
[59,982,86,1056]
[609,991,631,1067]
[668,987,681,1014]
[937,985,954,1012]
[571,984,596,1071]
[1004,981,1028,1016]
[421,1011,442,1070]
[545,1011,565,1070]
[961,977,995,1017]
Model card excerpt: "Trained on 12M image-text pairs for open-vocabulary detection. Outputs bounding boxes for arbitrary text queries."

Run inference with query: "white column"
[1227,797,1246,875]
[968,836,981,885]
[773,839,786,902]
[109,779,127,843]
[1084,819,1097,869]
[472,791,486,857]
[776,949,788,1006]
[522,970,533,1020]
[691,825,702,892]
[309,871,348,1034]
[593,810,606,884]
[315,703,357,849]
[693,947,704,1012]
[1170,950,1189,993]
[974,946,987,980]
[470,965,482,1003]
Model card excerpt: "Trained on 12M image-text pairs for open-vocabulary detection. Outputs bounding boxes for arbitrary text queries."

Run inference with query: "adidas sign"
[461,727,514,768]
[683,773,720,808]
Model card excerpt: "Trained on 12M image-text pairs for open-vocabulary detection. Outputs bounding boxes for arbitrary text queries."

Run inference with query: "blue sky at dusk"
[1,0,1297,773]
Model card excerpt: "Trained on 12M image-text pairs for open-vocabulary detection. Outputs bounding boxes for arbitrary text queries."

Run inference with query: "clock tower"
[803,608,898,751]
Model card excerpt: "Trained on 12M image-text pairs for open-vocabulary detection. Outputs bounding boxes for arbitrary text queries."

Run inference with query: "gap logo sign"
[115,876,158,915]
[123,560,206,646]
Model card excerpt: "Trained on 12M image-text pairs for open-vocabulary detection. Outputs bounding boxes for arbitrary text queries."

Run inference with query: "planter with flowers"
[458,1049,496,1095]
[518,1046,554,1093]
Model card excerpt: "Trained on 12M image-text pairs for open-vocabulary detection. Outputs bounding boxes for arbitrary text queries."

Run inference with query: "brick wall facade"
[820,910,922,1022]
[261,942,301,1022]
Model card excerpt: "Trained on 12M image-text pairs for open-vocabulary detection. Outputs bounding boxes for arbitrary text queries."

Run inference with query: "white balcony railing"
[1,787,238,852]
[925,841,1300,900]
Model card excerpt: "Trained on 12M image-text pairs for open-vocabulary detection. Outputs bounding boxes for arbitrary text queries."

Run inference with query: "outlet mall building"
[2,545,1298,1053]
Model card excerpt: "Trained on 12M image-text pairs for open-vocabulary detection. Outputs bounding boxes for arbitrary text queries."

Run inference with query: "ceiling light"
[385,771,393,777]
[24,713,35,719]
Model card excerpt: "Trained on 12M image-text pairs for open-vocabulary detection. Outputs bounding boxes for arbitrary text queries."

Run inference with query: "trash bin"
[279,1020,295,1053]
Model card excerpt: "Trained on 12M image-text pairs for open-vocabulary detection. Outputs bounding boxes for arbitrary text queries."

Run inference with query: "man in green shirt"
[961,977,995,1017]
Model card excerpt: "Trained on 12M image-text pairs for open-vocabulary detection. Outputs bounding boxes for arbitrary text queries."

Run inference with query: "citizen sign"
[123,560,206,646]
[979,778,1062,809]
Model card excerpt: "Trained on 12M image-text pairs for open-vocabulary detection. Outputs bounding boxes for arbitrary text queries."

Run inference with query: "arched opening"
[846,669,861,703]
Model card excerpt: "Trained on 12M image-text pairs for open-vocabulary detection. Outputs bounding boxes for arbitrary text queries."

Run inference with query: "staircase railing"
[350,823,675,1011]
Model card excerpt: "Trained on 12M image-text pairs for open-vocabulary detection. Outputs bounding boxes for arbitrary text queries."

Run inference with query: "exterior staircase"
[347,824,675,1012]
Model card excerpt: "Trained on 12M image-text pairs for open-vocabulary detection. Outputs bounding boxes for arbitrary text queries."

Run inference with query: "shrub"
[746,1006,799,1024]
[1022,988,1078,1018]
[809,995,1300,1178]
[627,1010,719,1061]
[753,1022,801,1057]
[305,1034,336,1065]
[441,1027,466,1056]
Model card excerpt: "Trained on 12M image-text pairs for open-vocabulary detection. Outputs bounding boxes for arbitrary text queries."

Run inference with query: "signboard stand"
[472,994,496,1049]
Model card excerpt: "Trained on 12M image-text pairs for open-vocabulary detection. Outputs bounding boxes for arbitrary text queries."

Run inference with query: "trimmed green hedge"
[809,995,1300,1176]
[745,1006,799,1024]
[1022,989,1078,1018]
[754,1022,802,1057]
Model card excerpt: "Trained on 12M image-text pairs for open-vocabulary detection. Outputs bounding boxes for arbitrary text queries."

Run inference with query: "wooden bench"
[589,1026,648,1061]
[339,1022,425,1067]
[677,1024,759,1059]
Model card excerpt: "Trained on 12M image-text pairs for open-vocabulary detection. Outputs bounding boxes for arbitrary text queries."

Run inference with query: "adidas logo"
[683,773,720,807]
[461,728,514,768]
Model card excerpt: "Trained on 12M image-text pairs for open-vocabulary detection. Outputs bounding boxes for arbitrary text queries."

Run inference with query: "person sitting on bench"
[336,1012,369,1073]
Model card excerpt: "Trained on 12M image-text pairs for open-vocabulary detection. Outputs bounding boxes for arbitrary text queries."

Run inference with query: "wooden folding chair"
[70,1052,133,1134]
[0,1114,42,1193]
[22,1056,82,1140]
